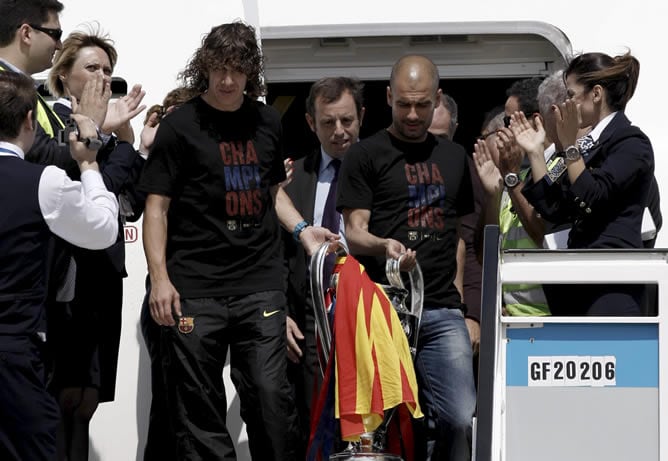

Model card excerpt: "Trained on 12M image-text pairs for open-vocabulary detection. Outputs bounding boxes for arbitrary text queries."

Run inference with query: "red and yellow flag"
[333,256,422,441]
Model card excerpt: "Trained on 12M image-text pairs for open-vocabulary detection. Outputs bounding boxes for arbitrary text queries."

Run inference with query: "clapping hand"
[472,138,502,196]
[553,99,581,149]
[495,127,524,175]
[102,83,147,134]
[509,111,545,159]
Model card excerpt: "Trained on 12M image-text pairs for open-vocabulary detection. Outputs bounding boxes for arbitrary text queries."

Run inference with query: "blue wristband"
[293,220,310,242]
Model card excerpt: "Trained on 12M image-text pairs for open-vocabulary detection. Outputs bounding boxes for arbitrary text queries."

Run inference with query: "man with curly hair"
[140,21,334,460]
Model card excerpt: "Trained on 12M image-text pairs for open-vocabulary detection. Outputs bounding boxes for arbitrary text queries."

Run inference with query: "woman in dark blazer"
[46,29,146,461]
[517,51,654,315]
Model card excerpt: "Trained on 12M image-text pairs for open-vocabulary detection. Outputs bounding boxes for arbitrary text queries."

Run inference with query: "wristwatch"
[564,145,581,161]
[503,172,520,189]
[292,220,310,242]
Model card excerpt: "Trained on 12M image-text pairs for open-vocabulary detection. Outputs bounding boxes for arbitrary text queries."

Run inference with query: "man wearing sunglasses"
[0,0,136,176]
[0,1,72,169]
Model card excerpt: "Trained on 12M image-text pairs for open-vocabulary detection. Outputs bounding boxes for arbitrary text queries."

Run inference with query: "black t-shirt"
[337,130,473,308]
[139,96,286,297]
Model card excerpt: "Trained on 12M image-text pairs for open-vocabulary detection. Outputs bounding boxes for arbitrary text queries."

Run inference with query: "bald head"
[386,55,441,142]
[390,55,440,93]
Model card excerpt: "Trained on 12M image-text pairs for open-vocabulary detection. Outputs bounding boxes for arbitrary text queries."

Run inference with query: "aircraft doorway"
[267,77,518,159]
[261,22,570,158]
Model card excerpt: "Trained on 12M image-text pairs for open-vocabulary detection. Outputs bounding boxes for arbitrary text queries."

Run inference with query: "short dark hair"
[179,21,265,98]
[305,77,364,119]
[0,0,64,47]
[0,71,37,140]
[505,76,543,115]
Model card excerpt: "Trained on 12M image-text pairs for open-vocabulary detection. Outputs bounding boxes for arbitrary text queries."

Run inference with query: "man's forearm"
[508,185,545,246]
[143,202,170,283]
[345,225,387,257]
[273,185,305,231]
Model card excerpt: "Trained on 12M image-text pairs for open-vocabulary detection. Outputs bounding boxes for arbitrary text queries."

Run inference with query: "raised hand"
[279,158,294,188]
[102,83,147,134]
[554,98,581,149]
[472,138,502,195]
[509,111,545,159]
[495,127,524,176]
[75,73,111,128]
[139,110,160,156]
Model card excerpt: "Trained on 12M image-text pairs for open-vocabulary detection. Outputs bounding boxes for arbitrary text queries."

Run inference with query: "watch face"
[504,173,519,188]
[565,146,581,161]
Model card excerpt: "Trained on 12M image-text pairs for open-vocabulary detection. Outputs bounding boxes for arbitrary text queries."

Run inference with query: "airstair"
[474,225,667,461]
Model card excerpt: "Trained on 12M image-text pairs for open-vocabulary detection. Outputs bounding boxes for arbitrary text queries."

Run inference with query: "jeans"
[415,307,476,461]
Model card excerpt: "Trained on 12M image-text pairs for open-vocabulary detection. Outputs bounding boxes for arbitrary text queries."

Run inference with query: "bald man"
[338,55,476,461]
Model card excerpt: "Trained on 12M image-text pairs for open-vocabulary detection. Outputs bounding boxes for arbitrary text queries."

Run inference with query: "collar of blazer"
[303,147,323,174]
[584,112,630,166]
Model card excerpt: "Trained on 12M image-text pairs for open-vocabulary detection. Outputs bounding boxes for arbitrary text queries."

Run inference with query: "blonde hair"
[47,29,117,98]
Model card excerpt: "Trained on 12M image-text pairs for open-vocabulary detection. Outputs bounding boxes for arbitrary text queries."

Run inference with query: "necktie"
[321,158,341,286]
[577,134,595,157]
[320,159,341,234]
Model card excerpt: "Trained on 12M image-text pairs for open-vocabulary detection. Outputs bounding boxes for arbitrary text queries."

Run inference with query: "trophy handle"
[385,254,424,353]
[309,241,348,376]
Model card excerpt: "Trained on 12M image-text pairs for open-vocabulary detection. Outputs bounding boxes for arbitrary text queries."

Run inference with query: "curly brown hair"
[179,21,265,98]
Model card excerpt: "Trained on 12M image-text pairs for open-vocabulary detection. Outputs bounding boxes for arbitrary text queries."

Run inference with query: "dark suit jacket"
[283,150,322,324]
[53,102,146,275]
[523,112,654,249]
[0,63,79,178]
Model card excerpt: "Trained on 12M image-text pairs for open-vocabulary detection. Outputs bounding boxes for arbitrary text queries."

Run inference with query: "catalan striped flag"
[333,256,422,441]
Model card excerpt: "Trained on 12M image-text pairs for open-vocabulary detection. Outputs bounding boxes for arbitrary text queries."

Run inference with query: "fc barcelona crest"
[178,316,194,334]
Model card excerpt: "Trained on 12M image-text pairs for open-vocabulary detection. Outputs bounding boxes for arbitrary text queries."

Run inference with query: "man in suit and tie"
[283,76,365,456]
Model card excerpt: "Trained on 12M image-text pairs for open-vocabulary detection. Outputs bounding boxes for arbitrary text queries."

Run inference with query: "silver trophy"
[309,241,424,460]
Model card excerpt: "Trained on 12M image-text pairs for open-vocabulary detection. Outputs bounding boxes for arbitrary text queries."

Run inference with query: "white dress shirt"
[0,141,119,250]
[588,111,617,142]
[313,147,346,244]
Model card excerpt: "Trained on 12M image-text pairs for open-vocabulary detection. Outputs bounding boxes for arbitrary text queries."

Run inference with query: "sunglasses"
[476,131,497,142]
[28,24,63,42]
[503,112,536,128]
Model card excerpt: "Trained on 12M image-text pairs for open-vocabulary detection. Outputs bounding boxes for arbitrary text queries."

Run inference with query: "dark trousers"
[140,281,176,461]
[0,335,59,461]
[161,290,298,461]
[287,292,320,458]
